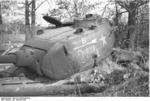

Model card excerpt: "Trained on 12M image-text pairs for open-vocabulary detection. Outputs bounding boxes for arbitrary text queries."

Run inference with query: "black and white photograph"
[0,0,149,98]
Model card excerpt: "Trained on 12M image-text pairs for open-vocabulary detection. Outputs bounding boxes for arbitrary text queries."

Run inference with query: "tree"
[114,0,119,26]
[116,0,149,50]
[31,0,36,37]
[25,0,46,40]
[116,0,149,26]
[0,3,2,45]
[0,4,2,24]
[25,0,31,41]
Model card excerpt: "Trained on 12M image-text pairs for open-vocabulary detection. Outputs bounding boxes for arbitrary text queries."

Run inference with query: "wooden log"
[0,77,106,96]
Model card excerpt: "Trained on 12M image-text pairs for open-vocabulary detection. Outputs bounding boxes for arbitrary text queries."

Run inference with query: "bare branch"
[101,2,110,17]
[28,1,33,6]
[136,0,149,7]
[116,0,130,12]
[35,0,47,11]
[46,0,51,8]
[119,10,128,14]
[65,6,72,18]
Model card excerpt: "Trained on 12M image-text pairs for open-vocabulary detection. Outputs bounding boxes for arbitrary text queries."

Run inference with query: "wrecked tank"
[0,14,115,80]
[0,14,115,96]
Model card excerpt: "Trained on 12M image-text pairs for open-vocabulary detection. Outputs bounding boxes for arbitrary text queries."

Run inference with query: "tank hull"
[0,18,115,80]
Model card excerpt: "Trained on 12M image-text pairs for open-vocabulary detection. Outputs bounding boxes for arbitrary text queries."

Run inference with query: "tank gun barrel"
[0,54,16,64]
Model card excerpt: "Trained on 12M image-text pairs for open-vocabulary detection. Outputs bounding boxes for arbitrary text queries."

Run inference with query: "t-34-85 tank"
[0,14,115,80]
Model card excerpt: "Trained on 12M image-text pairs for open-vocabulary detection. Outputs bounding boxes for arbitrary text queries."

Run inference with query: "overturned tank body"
[0,14,115,80]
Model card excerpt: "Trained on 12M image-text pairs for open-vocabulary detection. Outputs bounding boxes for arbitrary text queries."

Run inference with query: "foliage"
[48,0,102,21]
[0,0,24,23]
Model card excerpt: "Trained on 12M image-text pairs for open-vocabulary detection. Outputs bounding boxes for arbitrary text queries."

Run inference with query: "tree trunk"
[126,1,137,49]
[0,4,3,45]
[127,9,136,50]
[31,0,36,37]
[0,4,2,24]
[129,26,136,50]
[115,0,119,26]
[128,10,136,26]
[25,0,31,41]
